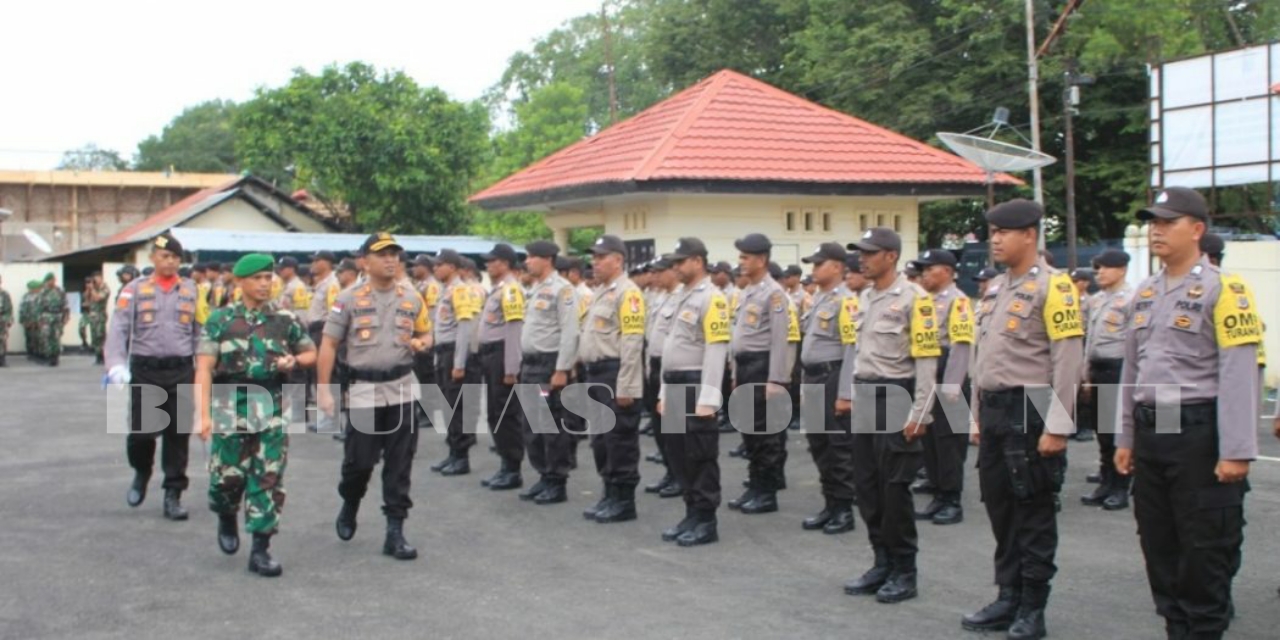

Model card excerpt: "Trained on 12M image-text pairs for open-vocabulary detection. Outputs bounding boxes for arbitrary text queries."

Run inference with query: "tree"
[135,100,239,173]
[57,144,128,171]
[235,62,490,235]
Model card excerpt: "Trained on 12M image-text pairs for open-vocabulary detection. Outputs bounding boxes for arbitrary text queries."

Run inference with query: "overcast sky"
[1,0,605,170]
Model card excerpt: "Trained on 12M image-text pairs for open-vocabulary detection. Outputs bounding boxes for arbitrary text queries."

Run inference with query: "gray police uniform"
[1080,283,1133,506]
[731,275,792,499]
[106,275,201,496]
[645,285,681,488]
[800,283,859,514]
[1118,256,1260,636]
[918,285,975,515]
[477,274,526,473]
[520,273,580,487]
[433,276,480,462]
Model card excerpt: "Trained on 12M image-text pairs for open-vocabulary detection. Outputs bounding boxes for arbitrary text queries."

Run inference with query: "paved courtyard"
[2,355,1277,639]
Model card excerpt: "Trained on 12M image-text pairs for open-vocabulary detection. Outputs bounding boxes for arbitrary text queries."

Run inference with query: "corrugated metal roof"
[170,228,518,255]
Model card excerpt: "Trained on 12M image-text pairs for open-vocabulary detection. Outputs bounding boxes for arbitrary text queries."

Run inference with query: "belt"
[855,376,914,386]
[803,360,842,376]
[132,355,191,370]
[522,351,557,363]
[981,387,1024,407]
[434,342,456,354]
[479,341,504,354]
[663,370,701,384]
[348,364,414,382]
[734,351,768,364]
[1134,401,1215,427]
[583,358,620,376]
[1090,358,1123,370]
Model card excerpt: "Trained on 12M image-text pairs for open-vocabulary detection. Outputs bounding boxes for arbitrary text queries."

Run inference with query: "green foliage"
[57,144,127,171]
[135,100,239,173]
[234,62,490,235]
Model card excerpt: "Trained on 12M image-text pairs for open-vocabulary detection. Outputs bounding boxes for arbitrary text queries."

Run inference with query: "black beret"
[277,256,298,269]
[413,254,434,268]
[336,258,360,273]
[312,250,336,264]
[848,227,902,253]
[974,267,1001,282]
[481,243,520,265]
[525,240,560,259]
[767,261,783,280]
[435,249,464,268]
[1092,249,1131,268]
[151,231,183,256]
[783,265,803,278]
[1069,268,1095,282]
[1199,233,1225,257]
[844,253,861,271]
[909,248,957,271]
[733,233,772,255]
[801,242,848,265]
[985,199,1043,230]
[588,235,627,257]
[662,237,708,261]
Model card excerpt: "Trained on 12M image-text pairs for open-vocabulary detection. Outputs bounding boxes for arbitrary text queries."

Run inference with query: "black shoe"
[1082,468,1114,506]
[336,500,359,541]
[961,585,1020,632]
[440,457,470,476]
[429,454,457,473]
[383,517,418,560]
[163,489,188,521]
[803,499,834,531]
[875,556,918,604]
[658,481,684,499]
[217,513,240,555]
[740,492,778,515]
[645,451,664,464]
[1102,490,1129,511]
[727,488,757,511]
[915,495,946,520]
[662,510,696,542]
[910,478,938,495]
[1053,494,1062,513]
[644,474,672,494]
[583,486,614,520]
[1006,582,1049,639]
[1071,428,1095,442]
[932,501,964,525]
[717,417,734,433]
[595,485,637,523]
[727,444,746,458]
[787,417,801,431]
[519,478,549,501]
[247,533,282,577]
[126,472,149,507]
[823,503,856,535]
[534,483,567,505]
[1086,471,1102,484]
[676,515,718,547]
[332,430,347,442]
[488,471,523,491]
[844,548,891,595]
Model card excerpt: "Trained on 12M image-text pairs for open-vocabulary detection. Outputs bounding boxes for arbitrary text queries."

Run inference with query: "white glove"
[106,365,131,388]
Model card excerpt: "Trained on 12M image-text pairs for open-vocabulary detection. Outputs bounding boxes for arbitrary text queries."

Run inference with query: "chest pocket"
[999,295,1039,340]
[740,303,762,328]
[532,293,555,316]
[814,308,837,336]
[351,310,381,347]
[590,304,617,333]
[135,295,158,325]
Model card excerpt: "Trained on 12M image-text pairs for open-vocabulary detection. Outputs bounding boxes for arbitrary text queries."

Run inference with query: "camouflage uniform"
[20,286,40,359]
[0,286,12,365]
[85,282,111,361]
[199,302,314,535]
[37,282,68,364]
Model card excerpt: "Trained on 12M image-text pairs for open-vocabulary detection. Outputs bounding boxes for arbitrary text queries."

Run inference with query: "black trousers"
[586,360,641,487]
[662,370,721,513]
[521,353,572,482]
[127,361,194,492]
[922,375,971,494]
[479,342,524,468]
[434,343,478,457]
[1088,359,1124,480]
[647,357,672,468]
[338,401,419,519]
[852,378,922,557]
[978,388,1063,586]
[802,361,855,501]
[735,352,789,492]
[1133,402,1244,637]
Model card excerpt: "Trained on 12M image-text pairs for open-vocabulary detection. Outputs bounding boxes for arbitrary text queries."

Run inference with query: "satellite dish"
[937,132,1056,174]
[23,229,53,254]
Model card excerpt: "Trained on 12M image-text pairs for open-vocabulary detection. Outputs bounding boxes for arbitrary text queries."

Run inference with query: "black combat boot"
[803,497,834,531]
[915,495,946,520]
[727,486,758,511]
[440,455,470,476]
[534,480,567,505]
[335,500,359,541]
[1006,581,1049,640]
[662,505,696,542]
[1103,474,1131,511]
[487,461,523,491]
[844,547,891,595]
[429,453,457,473]
[676,510,718,547]
[217,513,240,555]
[823,499,856,535]
[383,517,418,560]
[163,489,188,521]
[657,479,684,498]
[961,585,1020,631]
[1081,467,1114,506]
[910,477,938,494]
[247,533,282,577]
[584,484,614,520]
[126,471,149,507]
[644,472,673,494]
[519,477,549,501]
[875,554,918,603]
[740,491,778,515]
[932,493,964,525]
[595,484,638,523]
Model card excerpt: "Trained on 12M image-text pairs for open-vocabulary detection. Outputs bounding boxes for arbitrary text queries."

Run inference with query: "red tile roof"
[471,69,1020,209]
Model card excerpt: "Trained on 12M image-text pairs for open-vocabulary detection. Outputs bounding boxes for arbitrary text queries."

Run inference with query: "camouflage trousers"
[208,426,288,535]
[36,316,63,361]
[0,322,9,362]
[87,314,106,356]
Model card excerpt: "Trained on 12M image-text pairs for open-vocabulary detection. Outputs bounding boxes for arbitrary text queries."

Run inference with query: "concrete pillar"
[552,226,570,252]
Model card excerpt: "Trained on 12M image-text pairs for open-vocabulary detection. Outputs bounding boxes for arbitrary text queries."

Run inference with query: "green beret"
[27,280,40,289]
[232,253,275,278]
[43,273,55,282]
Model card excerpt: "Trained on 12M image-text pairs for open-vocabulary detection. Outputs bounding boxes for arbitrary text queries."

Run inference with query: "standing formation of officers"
[100,186,1264,640]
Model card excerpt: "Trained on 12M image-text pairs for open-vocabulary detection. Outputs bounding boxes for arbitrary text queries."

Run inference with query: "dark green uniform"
[19,284,40,359]
[36,280,68,365]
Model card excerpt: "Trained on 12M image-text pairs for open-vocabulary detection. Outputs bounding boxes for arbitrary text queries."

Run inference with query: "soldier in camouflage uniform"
[196,253,316,578]
[0,276,11,366]
[84,272,111,364]
[36,273,68,366]
[20,280,41,361]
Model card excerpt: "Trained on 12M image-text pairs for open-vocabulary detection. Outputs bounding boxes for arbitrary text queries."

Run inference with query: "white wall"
[0,262,63,354]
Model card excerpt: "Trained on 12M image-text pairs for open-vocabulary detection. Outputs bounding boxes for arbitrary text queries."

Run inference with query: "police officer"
[965,200,1083,639]
[195,253,316,577]
[643,259,684,498]
[429,249,481,476]
[105,231,201,520]
[276,257,311,321]
[318,232,432,561]
[909,249,974,526]
[1067,267,1097,443]
[975,267,1000,298]
[1116,187,1261,639]
[410,254,440,387]
[1079,249,1133,511]
[657,237,730,547]
[1200,232,1225,266]
[840,228,938,604]
[725,233,793,517]
[579,235,647,523]
[477,243,527,491]
[797,241,859,533]
[515,240,580,505]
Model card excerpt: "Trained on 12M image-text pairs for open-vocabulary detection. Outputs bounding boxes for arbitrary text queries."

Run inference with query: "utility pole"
[601,2,618,125]
[1063,60,1095,270]
[1025,0,1046,249]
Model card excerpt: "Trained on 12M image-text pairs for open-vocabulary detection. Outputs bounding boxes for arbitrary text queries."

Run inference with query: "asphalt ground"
[1,355,1278,639]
